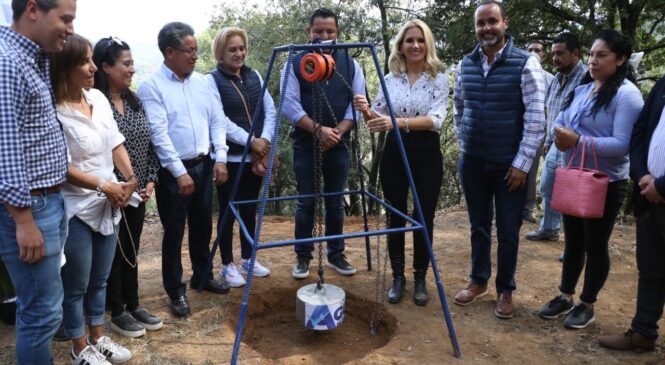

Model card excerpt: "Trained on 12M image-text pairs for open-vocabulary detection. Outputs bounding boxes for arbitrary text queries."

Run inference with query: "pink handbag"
[551,136,609,219]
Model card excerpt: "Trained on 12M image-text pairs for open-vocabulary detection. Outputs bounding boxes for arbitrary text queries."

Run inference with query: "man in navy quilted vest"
[452,0,546,319]
[280,8,366,280]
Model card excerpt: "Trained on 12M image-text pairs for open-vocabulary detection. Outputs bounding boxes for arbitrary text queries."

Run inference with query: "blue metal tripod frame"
[202,42,462,363]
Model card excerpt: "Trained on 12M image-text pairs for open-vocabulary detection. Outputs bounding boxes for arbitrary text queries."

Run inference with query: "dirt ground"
[1,208,663,364]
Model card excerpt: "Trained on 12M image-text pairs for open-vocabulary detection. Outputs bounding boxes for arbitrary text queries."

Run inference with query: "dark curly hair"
[563,29,636,115]
[92,37,141,112]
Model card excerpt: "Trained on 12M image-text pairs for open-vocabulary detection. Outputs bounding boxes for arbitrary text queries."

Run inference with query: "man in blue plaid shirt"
[0,1,75,363]
[526,32,587,243]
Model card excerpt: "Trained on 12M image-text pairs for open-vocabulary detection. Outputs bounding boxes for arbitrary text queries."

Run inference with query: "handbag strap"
[228,77,253,127]
[566,135,601,171]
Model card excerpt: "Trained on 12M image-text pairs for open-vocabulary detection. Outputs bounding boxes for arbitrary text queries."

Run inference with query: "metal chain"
[369,204,390,336]
[311,82,326,291]
[311,59,392,335]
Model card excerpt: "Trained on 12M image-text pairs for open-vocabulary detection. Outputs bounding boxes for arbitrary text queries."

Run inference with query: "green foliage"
[203,0,665,213]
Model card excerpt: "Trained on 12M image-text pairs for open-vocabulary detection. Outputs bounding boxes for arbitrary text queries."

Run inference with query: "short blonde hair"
[388,19,445,79]
[211,27,249,63]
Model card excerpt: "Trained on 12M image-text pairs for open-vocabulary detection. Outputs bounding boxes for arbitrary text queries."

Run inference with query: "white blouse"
[58,88,125,235]
[371,72,449,133]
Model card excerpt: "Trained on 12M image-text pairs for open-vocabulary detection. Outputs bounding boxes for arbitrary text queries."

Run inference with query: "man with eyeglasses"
[137,21,232,318]
[0,0,75,363]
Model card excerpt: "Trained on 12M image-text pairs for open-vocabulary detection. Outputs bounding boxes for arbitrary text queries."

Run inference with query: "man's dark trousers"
[631,203,665,339]
[459,155,527,293]
[156,156,214,300]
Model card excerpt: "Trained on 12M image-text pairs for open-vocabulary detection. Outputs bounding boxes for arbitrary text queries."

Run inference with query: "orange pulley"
[300,53,335,82]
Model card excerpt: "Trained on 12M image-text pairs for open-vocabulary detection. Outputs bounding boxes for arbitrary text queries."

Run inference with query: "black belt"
[182,154,209,168]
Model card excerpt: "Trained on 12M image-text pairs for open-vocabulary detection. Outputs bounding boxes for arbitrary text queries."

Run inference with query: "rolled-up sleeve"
[280,62,307,125]
[0,60,30,207]
[342,60,366,122]
[452,61,464,141]
[512,56,546,173]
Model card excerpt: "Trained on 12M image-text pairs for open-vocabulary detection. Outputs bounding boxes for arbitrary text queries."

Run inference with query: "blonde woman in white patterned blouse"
[354,19,448,306]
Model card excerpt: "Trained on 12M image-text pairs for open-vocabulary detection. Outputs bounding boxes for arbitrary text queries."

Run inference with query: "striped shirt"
[648,107,665,178]
[0,26,67,207]
[544,60,588,147]
[453,43,546,172]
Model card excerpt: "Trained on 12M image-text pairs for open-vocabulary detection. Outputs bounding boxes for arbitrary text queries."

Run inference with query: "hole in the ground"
[231,286,397,364]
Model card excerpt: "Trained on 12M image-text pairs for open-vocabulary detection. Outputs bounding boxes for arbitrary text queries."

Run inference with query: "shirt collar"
[160,62,190,82]
[479,42,508,65]
[557,60,587,84]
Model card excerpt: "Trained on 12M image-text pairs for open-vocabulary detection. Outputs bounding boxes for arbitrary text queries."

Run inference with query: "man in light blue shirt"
[280,8,366,279]
[138,22,231,318]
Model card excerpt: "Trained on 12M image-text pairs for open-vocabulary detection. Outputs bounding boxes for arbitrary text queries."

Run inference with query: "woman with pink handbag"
[537,29,644,329]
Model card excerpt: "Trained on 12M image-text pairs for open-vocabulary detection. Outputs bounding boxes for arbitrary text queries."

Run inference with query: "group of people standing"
[0,1,664,365]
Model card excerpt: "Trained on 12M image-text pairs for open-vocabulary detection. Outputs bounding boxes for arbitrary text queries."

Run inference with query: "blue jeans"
[459,156,527,293]
[0,192,67,365]
[538,146,564,232]
[292,144,349,259]
[61,216,117,339]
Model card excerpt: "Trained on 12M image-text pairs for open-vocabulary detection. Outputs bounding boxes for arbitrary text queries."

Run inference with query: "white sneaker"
[71,345,111,365]
[240,258,271,277]
[221,262,246,287]
[88,336,132,364]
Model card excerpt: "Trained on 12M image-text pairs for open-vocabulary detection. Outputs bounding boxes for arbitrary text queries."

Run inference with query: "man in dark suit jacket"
[598,76,665,365]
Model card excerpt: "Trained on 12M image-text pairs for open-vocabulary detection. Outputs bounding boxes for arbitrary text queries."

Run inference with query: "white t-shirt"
[57,88,125,235]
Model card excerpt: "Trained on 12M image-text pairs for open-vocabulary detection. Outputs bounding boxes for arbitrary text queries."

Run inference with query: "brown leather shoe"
[598,330,655,352]
[494,292,514,319]
[453,282,488,306]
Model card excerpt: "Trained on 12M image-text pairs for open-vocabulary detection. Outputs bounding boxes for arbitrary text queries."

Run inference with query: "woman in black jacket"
[205,27,277,288]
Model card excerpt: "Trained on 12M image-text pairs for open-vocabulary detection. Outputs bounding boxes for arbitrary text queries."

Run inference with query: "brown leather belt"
[30,184,63,196]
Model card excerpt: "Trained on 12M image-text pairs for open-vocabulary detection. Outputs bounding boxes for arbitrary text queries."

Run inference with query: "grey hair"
[157,22,195,55]
[12,0,60,21]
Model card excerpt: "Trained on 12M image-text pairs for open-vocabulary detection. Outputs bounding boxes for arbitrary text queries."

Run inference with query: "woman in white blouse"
[51,34,134,365]
[354,19,448,306]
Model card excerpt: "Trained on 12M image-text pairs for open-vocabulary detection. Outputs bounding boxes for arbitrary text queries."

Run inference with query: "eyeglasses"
[172,47,200,56]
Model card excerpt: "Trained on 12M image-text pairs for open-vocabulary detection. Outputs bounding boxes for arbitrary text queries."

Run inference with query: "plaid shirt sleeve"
[0,57,31,207]
[452,60,464,141]
[512,56,546,173]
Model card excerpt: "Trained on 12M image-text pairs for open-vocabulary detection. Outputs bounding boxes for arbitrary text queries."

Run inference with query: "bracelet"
[126,174,137,182]
[96,179,106,197]
[404,118,410,133]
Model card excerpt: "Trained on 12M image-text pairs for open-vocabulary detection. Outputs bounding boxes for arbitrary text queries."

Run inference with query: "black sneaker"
[110,311,146,338]
[292,257,310,279]
[130,307,163,331]
[539,295,574,319]
[326,255,357,276]
[564,303,595,329]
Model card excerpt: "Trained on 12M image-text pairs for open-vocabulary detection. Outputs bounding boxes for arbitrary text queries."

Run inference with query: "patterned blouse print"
[371,72,449,133]
[110,96,160,189]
